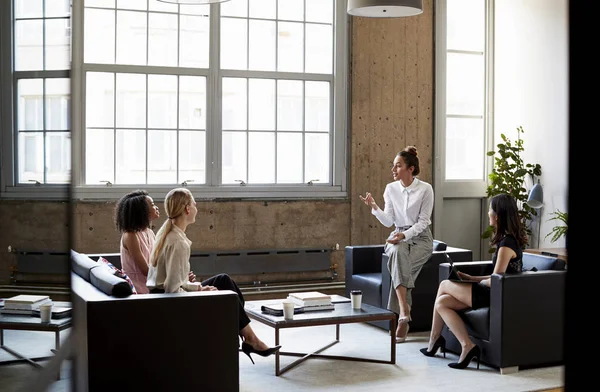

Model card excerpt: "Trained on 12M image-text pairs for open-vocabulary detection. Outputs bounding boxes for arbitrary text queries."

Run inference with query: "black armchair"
[345,240,473,330]
[439,253,566,374]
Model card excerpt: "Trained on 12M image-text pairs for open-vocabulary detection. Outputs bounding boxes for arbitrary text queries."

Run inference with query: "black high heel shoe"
[448,345,480,370]
[241,342,282,365]
[419,335,446,358]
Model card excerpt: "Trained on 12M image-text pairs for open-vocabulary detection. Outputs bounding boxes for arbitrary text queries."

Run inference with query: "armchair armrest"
[439,261,493,282]
[345,245,385,276]
[489,270,566,367]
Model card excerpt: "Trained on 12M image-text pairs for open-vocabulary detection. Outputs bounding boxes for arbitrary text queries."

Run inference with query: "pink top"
[120,228,156,294]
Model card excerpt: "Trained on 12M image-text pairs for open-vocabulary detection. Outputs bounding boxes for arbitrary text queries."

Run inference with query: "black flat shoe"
[448,345,480,370]
[419,335,446,358]
[241,342,282,365]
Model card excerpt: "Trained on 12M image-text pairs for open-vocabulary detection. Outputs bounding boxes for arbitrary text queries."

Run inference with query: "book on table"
[3,295,52,310]
[287,291,332,307]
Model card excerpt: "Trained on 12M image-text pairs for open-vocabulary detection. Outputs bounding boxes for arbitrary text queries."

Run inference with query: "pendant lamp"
[157,0,230,4]
[347,0,423,18]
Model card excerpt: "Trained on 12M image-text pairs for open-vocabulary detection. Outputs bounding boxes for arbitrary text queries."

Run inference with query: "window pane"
[148,75,177,129]
[305,133,329,183]
[248,132,275,183]
[85,0,115,8]
[18,132,43,184]
[45,18,71,70]
[447,0,484,52]
[46,0,70,17]
[116,10,147,65]
[179,76,206,130]
[277,80,302,131]
[18,79,44,131]
[305,23,332,74]
[46,132,71,183]
[116,73,146,128]
[46,78,71,130]
[277,133,302,183]
[221,18,248,70]
[117,0,146,11]
[222,78,247,130]
[84,8,115,64]
[222,131,247,184]
[179,131,206,184]
[306,0,333,24]
[86,72,115,128]
[278,22,303,72]
[180,4,210,16]
[446,53,484,115]
[445,118,484,180]
[305,81,329,132]
[180,15,209,68]
[15,20,44,71]
[86,129,114,184]
[116,129,146,183]
[249,20,276,71]
[221,0,248,18]
[249,79,275,131]
[148,13,178,67]
[249,0,276,19]
[149,0,178,13]
[278,0,303,21]
[15,0,43,18]
[148,130,177,184]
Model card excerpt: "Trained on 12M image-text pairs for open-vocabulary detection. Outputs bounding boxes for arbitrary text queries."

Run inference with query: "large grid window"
[76,0,346,196]
[14,0,71,185]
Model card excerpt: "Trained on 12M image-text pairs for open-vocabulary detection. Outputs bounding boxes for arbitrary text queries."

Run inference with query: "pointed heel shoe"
[419,335,446,358]
[395,317,410,343]
[241,342,282,365]
[448,345,481,370]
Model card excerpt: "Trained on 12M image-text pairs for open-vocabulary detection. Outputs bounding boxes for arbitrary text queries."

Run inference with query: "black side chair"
[439,252,566,374]
[345,240,473,330]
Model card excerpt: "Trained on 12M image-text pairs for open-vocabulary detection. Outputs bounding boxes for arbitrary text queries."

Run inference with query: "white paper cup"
[40,303,53,323]
[350,290,362,309]
[282,301,294,320]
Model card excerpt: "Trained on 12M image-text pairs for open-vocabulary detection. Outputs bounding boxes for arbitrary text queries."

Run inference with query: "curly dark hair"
[397,145,420,176]
[115,190,151,233]
[489,193,529,249]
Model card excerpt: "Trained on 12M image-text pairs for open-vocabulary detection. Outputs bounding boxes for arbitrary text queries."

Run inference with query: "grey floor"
[0,323,564,392]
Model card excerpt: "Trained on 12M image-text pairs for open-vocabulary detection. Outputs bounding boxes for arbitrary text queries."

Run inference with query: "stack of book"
[286,291,334,312]
[0,294,52,316]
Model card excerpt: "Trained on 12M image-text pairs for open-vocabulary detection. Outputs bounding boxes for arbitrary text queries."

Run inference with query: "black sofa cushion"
[90,263,133,298]
[459,307,490,341]
[522,253,565,271]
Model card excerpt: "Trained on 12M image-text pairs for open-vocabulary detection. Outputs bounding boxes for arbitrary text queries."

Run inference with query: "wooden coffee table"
[244,296,397,376]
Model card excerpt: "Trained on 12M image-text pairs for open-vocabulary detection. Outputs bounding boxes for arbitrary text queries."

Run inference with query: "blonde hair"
[150,188,194,267]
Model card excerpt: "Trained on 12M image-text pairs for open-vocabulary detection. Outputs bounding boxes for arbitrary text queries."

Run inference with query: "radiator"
[8,246,70,286]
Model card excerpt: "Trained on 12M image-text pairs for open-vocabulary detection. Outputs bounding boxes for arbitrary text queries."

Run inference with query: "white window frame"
[70,0,349,201]
[0,0,70,200]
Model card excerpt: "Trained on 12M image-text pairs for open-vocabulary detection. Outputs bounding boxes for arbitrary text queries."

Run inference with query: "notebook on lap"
[445,254,480,283]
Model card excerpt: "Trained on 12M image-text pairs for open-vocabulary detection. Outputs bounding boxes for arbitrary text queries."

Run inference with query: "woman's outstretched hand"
[359,192,378,210]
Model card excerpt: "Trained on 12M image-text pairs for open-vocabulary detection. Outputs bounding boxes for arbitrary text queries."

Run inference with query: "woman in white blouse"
[146,187,280,363]
[359,146,434,343]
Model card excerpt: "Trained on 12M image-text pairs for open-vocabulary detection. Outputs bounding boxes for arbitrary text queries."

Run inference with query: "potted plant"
[482,126,542,251]
[545,209,568,243]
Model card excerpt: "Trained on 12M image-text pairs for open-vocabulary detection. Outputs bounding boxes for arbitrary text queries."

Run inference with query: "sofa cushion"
[97,256,138,294]
[90,264,133,298]
[460,307,490,341]
[433,240,447,251]
[523,253,565,271]
[71,250,99,282]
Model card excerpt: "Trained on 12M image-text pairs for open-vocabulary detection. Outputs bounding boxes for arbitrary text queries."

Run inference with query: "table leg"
[275,327,281,376]
[335,324,340,341]
[55,331,61,380]
[390,317,396,364]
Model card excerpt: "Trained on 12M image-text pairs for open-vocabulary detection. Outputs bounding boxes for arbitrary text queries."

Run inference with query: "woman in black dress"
[419,193,527,369]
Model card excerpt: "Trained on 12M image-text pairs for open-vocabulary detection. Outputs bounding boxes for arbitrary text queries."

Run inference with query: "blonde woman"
[146,188,280,363]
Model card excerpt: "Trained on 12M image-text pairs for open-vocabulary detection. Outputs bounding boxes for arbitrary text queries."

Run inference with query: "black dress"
[471,235,523,309]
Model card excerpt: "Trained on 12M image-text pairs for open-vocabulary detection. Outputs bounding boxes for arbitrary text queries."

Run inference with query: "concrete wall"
[0,1,435,285]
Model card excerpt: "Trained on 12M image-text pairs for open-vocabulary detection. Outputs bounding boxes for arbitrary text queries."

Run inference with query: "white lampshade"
[157,0,230,4]
[347,0,424,18]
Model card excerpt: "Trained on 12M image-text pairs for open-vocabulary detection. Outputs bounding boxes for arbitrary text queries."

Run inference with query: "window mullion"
[206,2,221,188]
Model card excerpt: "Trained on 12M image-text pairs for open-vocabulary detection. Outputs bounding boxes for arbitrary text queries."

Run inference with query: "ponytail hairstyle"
[397,145,420,176]
[150,188,194,267]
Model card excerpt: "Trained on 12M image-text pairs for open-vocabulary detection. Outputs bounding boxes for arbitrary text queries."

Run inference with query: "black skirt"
[471,282,491,309]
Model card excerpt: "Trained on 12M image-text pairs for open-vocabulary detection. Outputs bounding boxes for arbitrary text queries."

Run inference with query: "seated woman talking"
[420,193,526,370]
[146,187,281,363]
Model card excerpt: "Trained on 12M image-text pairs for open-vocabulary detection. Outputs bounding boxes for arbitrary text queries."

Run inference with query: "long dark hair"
[115,190,150,233]
[490,193,528,249]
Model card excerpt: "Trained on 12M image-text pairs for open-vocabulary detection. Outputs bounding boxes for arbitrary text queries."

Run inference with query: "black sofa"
[439,252,566,374]
[345,241,473,330]
[71,250,240,392]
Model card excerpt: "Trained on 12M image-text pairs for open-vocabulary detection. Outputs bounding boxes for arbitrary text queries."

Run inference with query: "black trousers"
[201,273,251,333]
